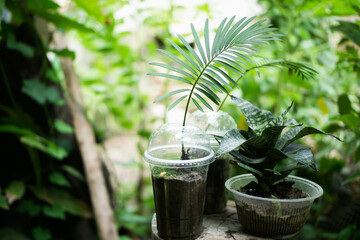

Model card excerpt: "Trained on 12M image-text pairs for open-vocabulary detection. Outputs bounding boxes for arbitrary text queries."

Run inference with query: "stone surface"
[152,201,273,240]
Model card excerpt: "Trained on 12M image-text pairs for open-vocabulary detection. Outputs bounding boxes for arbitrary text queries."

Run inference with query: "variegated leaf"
[231,95,268,135]
[283,147,316,170]
[268,101,293,126]
[216,129,247,157]
[230,150,266,164]
[275,126,341,150]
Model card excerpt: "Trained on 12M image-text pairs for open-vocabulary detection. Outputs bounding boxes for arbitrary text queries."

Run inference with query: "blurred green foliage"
[1,0,360,239]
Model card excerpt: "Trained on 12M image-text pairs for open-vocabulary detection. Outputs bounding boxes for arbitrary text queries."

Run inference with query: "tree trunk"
[55,33,119,240]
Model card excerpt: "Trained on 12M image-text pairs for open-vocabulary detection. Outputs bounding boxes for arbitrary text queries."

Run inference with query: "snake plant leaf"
[269,101,294,126]
[230,150,266,164]
[216,129,247,157]
[262,110,275,124]
[283,118,300,126]
[283,146,316,170]
[246,125,292,149]
[231,95,268,135]
[278,162,307,173]
[275,126,342,150]
[234,160,263,177]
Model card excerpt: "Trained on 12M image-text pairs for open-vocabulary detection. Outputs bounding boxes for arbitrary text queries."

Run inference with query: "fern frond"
[148,16,280,126]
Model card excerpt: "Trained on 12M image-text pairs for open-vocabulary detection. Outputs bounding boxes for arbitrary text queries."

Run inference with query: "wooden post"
[56,34,118,240]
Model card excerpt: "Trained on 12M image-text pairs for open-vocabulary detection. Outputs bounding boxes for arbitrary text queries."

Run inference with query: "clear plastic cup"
[225,174,323,238]
[188,110,236,214]
[144,123,215,239]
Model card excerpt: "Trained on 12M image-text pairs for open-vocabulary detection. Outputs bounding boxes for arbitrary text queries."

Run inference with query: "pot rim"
[225,174,323,203]
[144,145,215,168]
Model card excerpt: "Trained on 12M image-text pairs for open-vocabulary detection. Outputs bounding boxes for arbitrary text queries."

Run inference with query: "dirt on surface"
[242,181,307,199]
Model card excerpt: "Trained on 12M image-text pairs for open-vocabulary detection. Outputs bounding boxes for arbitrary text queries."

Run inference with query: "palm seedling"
[148,16,317,159]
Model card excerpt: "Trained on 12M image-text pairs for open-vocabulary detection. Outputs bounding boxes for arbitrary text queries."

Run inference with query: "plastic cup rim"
[144,144,215,168]
[225,173,324,203]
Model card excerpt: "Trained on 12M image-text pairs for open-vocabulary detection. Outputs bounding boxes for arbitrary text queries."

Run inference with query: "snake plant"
[216,96,342,192]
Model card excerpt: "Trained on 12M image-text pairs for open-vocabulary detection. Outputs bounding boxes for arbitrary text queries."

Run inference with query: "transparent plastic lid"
[144,123,215,168]
[188,110,237,150]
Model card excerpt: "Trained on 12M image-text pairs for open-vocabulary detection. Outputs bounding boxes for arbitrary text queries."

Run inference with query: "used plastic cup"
[144,123,215,239]
[225,174,323,238]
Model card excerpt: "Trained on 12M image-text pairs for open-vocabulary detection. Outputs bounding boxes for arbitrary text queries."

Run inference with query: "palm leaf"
[154,89,190,103]
[149,16,279,125]
[168,95,188,111]
[216,57,318,112]
[246,57,318,80]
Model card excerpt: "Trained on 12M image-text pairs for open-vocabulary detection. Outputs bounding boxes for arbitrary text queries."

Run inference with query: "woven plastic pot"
[225,174,323,239]
[144,124,215,239]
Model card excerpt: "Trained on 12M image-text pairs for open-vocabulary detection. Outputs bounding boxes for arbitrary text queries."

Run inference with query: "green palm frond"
[148,16,281,126]
[246,56,318,80]
[216,56,318,111]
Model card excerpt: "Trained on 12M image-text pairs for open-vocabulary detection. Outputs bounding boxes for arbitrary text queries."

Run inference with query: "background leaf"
[30,186,93,218]
[338,94,352,115]
[60,165,85,182]
[49,171,71,187]
[54,119,74,134]
[5,181,26,204]
[0,188,9,210]
[43,204,66,220]
[32,226,52,240]
[0,228,30,240]
[20,136,68,160]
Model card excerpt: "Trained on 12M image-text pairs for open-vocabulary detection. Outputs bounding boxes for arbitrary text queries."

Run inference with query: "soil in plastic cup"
[144,124,214,239]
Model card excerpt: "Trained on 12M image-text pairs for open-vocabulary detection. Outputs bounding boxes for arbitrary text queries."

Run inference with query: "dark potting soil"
[204,157,231,214]
[152,171,206,240]
[242,181,308,199]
